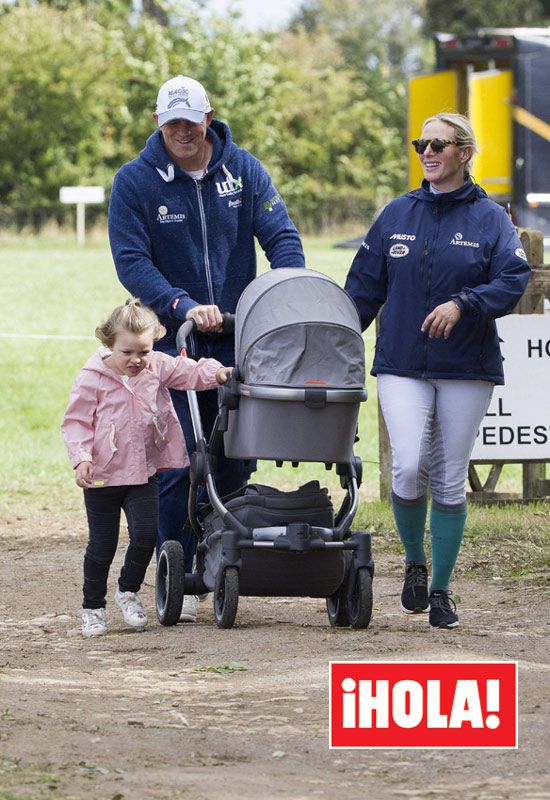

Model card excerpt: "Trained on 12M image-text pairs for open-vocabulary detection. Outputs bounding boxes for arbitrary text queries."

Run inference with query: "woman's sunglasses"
[411,138,458,154]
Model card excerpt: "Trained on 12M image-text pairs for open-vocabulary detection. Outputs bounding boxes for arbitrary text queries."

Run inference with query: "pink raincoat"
[61,349,222,487]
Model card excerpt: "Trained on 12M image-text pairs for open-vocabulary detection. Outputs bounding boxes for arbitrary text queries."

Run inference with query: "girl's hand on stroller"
[216,367,233,385]
[186,304,223,332]
[75,461,93,488]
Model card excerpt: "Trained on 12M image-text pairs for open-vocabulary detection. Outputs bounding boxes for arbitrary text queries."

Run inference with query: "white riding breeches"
[377,374,494,506]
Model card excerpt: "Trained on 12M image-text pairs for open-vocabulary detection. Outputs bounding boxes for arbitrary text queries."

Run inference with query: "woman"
[345,113,530,629]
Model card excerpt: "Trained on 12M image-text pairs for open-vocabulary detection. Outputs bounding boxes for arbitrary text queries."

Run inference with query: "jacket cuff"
[171,296,198,321]
[451,292,470,314]
[73,452,93,468]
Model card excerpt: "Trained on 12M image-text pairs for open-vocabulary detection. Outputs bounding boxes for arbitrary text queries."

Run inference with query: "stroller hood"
[234,268,365,388]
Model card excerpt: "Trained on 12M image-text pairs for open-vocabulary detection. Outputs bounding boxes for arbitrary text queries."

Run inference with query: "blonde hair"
[423,112,479,173]
[95,297,166,347]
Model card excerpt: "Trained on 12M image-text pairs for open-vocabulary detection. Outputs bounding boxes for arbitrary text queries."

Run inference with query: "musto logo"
[330,661,517,749]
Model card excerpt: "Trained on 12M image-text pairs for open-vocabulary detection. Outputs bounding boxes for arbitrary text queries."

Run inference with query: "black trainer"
[429,590,459,629]
[400,562,429,614]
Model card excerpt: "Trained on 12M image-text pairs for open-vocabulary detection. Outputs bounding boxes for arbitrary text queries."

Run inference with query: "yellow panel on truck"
[468,69,512,200]
[408,71,458,190]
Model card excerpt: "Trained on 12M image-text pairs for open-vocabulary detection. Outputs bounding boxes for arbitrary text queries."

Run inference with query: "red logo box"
[330,661,517,749]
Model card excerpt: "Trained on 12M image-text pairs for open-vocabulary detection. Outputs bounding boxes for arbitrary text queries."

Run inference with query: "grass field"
[1,233,548,580]
[0,234,381,511]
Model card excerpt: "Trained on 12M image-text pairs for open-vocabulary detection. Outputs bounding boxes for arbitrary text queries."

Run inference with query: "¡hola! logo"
[330,661,517,749]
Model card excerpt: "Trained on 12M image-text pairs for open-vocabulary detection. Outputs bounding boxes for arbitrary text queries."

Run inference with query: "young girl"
[61,298,231,638]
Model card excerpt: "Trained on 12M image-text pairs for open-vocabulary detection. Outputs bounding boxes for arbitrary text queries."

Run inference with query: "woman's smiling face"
[418,120,471,193]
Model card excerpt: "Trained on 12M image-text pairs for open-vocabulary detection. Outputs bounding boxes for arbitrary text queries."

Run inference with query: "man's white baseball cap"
[156,76,212,126]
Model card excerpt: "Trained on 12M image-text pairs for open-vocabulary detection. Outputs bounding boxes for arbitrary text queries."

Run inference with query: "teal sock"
[429,505,467,591]
[391,493,428,563]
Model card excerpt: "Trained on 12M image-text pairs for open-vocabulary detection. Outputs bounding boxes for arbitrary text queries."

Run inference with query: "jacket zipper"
[420,239,428,278]
[423,206,441,376]
[195,180,215,305]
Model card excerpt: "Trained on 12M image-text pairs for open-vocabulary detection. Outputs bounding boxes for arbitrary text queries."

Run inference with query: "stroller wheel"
[326,586,350,627]
[213,566,239,629]
[326,552,351,627]
[156,541,185,626]
[346,567,373,630]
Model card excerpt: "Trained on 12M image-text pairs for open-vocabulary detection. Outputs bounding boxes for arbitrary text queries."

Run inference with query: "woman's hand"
[421,301,461,339]
[75,461,93,488]
[216,367,233,385]
[186,305,223,332]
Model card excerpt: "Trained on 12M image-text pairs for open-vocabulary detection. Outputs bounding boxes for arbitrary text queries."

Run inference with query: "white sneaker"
[114,589,148,630]
[180,594,198,623]
[82,607,108,639]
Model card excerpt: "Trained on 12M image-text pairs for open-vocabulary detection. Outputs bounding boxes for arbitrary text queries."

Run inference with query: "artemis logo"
[389,244,409,258]
[330,661,517,749]
[157,206,186,223]
[515,247,528,260]
[450,231,480,248]
[390,233,416,241]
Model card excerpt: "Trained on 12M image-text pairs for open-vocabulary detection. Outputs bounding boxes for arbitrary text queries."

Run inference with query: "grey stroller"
[155,268,374,629]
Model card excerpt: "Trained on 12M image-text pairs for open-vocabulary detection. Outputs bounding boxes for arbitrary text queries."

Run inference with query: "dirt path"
[1,511,549,800]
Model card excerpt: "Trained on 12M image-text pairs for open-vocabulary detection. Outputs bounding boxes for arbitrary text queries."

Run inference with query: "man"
[108,75,305,621]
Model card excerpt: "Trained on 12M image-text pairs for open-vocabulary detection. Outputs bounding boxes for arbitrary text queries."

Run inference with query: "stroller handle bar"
[176,312,235,355]
[239,385,368,403]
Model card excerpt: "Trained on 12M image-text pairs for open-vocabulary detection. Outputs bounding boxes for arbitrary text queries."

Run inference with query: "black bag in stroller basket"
[197,482,348,597]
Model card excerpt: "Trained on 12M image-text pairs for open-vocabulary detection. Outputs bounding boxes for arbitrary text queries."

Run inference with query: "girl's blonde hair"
[423,112,479,173]
[95,297,166,347]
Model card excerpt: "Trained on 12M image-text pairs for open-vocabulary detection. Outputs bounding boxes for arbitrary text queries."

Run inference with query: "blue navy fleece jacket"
[345,179,531,385]
[108,120,305,354]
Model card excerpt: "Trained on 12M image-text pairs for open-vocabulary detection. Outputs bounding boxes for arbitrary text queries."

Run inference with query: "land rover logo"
[389,244,409,258]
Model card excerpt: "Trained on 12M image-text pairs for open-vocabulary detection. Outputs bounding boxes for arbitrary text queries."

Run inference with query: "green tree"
[266,28,405,230]
[0,4,127,227]
[424,0,550,37]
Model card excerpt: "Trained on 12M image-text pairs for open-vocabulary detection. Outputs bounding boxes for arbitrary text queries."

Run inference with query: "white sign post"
[59,186,105,245]
[471,314,550,461]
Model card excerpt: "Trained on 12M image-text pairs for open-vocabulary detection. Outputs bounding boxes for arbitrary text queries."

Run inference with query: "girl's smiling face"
[107,329,154,377]
[418,120,471,192]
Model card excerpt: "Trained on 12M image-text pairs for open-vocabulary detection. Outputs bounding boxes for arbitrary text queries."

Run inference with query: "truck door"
[468,69,513,201]
[408,71,457,190]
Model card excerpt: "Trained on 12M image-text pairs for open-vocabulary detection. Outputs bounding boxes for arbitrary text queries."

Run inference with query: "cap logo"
[168,87,190,99]
[168,87,191,109]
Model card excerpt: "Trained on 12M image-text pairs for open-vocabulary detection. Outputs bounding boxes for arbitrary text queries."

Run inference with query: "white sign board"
[59,186,105,204]
[471,314,550,461]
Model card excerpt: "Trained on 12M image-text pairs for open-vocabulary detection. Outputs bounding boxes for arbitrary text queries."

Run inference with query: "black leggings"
[82,476,158,609]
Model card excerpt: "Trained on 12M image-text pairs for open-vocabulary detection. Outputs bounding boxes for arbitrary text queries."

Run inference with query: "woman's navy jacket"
[108,120,304,355]
[344,179,531,385]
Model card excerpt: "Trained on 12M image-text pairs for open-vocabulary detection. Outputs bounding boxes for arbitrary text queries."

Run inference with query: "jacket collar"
[139,119,235,181]
[408,176,487,205]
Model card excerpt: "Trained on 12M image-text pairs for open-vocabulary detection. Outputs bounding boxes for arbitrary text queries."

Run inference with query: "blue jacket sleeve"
[451,211,531,319]
[108,169,197,322]
[344,216,388,331]
[251,159,305,269]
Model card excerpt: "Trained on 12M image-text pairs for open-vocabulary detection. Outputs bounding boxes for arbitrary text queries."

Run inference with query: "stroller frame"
[155,315,374,630]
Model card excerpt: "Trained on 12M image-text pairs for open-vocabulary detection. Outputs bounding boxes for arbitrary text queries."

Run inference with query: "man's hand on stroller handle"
[75,461,93,488]
[186,304,223,332]
[177,312,235,355]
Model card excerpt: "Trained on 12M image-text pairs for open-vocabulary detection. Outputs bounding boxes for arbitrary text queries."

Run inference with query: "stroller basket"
[197,481,346,596]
